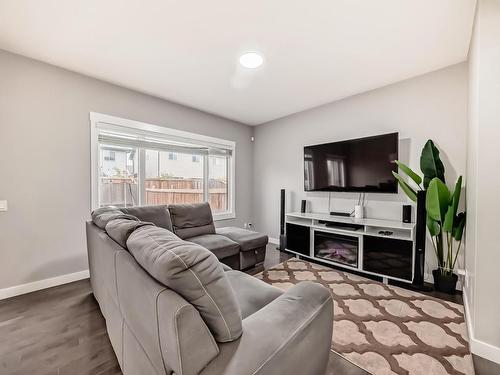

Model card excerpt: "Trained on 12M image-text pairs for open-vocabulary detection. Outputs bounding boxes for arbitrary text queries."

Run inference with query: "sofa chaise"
[86,206,334,375]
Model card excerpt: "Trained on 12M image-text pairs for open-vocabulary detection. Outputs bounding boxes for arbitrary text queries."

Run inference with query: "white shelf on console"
[285,215,313,226]
[286,212,415,231]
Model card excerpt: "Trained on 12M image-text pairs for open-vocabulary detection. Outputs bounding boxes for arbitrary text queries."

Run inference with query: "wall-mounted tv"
[304,132,398,193]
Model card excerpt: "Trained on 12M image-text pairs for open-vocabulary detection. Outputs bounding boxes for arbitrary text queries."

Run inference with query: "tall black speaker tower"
[278,189,286,250]
[413,190,427,288]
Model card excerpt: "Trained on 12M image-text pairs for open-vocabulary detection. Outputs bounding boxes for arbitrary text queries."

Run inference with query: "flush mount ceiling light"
[239,52,264,69]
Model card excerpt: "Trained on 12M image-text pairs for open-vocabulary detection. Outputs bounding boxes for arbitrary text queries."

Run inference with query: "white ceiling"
[0,0,475,125]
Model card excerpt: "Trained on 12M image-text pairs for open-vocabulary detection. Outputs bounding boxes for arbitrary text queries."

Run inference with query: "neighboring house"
[101,147,226,181]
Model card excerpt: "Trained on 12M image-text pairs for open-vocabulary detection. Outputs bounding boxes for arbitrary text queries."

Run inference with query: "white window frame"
[90,112,236,221]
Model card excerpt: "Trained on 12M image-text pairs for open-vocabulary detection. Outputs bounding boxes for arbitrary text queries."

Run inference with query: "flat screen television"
[304,132,398,193]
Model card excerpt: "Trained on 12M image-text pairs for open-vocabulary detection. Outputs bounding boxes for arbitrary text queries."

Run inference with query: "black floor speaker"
[413,190,429,290]
[278,189,286,250]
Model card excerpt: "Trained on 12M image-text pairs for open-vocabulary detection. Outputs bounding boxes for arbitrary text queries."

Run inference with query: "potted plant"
[426,176,466,293]
[393,140,466,294]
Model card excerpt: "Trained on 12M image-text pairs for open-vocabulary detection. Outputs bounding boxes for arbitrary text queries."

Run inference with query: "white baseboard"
[463,289,500,364]
[268,237,279,245]
[0,270,90,301]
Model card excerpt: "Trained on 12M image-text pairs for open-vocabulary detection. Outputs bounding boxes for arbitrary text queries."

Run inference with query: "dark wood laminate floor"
[1,244,497,375]
[0,279,121,375]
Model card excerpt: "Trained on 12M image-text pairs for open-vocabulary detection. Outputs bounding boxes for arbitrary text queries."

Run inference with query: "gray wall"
[0,50,253,290]
[253,63,468,277]
[465,0,500,361]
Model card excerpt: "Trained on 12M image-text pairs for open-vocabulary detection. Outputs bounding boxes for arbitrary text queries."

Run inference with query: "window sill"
[213,212,236,221]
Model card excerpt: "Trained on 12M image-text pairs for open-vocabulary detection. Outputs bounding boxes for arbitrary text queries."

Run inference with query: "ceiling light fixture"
[239,52,264,69]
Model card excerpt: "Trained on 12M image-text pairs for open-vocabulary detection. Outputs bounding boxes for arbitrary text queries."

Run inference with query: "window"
[91,113,235,220]
[103,150,116,161]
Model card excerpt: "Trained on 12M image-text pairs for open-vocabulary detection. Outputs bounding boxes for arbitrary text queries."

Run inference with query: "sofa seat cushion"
[188,234,240,260]
[120,205,172,231]
[168,203,216,240]
[127,225,242,343]
[225,271,283,319]
[216,227,269,252]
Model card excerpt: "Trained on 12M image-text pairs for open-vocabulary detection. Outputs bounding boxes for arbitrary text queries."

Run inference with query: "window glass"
[99,145,138,207]
[145,150,204,205]
[209,155,228,213]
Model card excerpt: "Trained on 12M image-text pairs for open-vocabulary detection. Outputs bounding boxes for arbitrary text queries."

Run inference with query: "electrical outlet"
[0,200,7,212]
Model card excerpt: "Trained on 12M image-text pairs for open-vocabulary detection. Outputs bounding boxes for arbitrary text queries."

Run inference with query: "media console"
[285,212,416,283]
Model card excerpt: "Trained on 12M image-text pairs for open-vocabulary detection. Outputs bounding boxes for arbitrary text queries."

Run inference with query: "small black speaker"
[402,205,412,223]
[301,200,307,213]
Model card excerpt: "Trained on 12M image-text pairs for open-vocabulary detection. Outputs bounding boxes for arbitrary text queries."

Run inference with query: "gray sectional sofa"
[121,203,267,270]
[86,205,334,375]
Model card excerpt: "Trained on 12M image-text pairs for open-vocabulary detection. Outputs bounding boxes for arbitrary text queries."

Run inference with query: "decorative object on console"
[393,140,466,294]
[354,192,366,219]
[402,204,412,223]
[354,204,364,218]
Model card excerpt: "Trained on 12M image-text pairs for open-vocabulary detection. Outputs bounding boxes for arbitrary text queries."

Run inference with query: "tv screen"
[304,132,398,193]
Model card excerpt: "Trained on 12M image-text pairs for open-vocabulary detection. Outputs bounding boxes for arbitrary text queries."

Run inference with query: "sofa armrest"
[200,281,333,375]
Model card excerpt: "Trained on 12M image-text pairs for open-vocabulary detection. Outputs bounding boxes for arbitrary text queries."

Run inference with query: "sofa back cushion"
[91,206,138,230]
[168,203,215,239]
[105,218,153,248]
[126,225,242,343]
[120,205,173,231]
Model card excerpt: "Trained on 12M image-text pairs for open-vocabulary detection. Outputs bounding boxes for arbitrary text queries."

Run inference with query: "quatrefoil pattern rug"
[255,259,474,375]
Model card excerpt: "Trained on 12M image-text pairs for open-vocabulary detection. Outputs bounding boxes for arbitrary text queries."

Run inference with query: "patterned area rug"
[255,259,474,375]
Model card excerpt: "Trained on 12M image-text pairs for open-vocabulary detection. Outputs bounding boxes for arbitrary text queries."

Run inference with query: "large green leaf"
[442,205,455,233]
[443,176,463,232]
[450,176,462,215]
[393,172,417,202]
[420,140,445,189]
[426,177,450,222]
[394,160,422,186]
[427,215,441,236]
[453,212,466,241]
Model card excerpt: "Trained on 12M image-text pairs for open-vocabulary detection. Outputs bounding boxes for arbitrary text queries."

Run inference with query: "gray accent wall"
[253,63,468,279]
[0,50,253,290]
